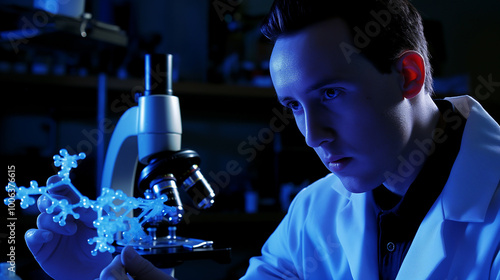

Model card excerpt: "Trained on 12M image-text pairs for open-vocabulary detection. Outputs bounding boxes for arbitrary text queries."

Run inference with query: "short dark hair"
[261,0,433,94]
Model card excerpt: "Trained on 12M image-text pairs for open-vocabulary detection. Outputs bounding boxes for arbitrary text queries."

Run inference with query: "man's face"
[270,18,414,193]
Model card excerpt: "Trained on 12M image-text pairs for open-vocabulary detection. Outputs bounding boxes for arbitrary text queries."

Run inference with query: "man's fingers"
[37,213,77,235]
[25,229,53,255]
[74,205,98,227]
[46,175,81,203]
[121,246,176,280]
[37,176,97,229]
[37,195,54,213]
[37,188,78,213]
[99,255,130,280]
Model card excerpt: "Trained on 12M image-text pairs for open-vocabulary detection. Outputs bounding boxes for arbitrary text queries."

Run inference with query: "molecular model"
[4,149,174,256]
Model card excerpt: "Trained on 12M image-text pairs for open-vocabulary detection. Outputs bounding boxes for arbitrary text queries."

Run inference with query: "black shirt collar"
[373,99,467,280]
[373,99,467,219]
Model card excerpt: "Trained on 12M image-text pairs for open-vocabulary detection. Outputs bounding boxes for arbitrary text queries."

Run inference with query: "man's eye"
[285,101,301,111]
[323,88,343,100]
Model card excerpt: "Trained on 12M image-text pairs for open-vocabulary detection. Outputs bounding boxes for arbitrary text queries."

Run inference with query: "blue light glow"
[4,149,175,256]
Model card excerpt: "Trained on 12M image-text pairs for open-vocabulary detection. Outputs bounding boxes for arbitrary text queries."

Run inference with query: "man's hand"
[99,246,177,280]
[25,176,113,280]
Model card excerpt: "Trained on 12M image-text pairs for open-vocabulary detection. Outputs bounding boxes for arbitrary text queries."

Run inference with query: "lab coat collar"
[395,200,448,279]
[329,175,352,199]
[336,192,379,280]
[441,96,500,222]
[397,95,500,279]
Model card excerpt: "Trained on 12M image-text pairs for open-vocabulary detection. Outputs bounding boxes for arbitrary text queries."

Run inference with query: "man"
[26,0,500,279]
[240,0,500,279]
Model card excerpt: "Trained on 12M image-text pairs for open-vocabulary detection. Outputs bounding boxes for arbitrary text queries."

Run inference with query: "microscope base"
[114,242,232,268]
[117,236,213,250]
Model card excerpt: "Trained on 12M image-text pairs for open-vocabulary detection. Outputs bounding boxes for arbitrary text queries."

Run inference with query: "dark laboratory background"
[0,0,499,279]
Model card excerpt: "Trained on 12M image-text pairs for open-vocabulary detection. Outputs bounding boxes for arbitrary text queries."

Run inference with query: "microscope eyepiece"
[144,54,173,96]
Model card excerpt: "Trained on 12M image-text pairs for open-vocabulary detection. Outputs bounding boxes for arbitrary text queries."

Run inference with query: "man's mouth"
[327,157,352,172]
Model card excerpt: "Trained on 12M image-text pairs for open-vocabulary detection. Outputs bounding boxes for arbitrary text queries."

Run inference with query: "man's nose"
[303,108,335,148]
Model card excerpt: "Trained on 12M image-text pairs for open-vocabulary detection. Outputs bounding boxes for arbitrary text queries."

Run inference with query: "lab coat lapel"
[337,192,379,280]
[397,95,500,279]
[395,201,447,279]
[441,96,500,222]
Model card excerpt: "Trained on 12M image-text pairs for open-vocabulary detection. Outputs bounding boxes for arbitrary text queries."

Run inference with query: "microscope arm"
[100,53,212,225]
[96,54,220,255]
[101,106,139,198]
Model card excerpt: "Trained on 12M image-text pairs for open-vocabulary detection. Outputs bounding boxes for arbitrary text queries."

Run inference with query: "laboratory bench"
[0,206,285,280]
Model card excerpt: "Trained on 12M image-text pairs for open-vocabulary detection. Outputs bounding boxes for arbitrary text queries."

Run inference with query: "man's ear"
[395,51,425,99]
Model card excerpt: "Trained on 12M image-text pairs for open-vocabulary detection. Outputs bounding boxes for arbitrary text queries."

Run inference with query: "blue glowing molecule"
[4,149,174,256]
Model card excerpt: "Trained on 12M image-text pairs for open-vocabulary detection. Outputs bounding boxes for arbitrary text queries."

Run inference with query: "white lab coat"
[242,95,500,280]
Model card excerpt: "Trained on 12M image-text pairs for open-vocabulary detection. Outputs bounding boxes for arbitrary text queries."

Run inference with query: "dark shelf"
[0,6,127,52]
[0,73,275,97]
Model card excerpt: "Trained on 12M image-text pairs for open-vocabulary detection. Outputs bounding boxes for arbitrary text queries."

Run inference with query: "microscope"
[101,54,218,251]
